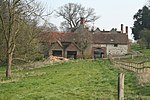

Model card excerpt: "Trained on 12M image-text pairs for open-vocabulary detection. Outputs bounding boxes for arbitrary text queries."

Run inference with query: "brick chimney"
[125,26,128,33]
[80,17,85,25]
[121,24,123,33]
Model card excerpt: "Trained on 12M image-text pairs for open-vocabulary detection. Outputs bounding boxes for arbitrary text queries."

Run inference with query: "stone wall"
[106,44,128,56]
[92,43,128,57]
[49,42,128,58]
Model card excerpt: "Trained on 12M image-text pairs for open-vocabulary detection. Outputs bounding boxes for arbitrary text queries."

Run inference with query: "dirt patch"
[16,56,69,70]
[138,72,150,85]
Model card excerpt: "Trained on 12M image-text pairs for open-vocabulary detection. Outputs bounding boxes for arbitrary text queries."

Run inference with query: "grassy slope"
[0,60,150,100]
[132,44,150,61]
[121,44,150,64]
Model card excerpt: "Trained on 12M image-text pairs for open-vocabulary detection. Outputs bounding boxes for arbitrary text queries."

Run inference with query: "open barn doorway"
[94,48,104,59]
[67,51,77,59]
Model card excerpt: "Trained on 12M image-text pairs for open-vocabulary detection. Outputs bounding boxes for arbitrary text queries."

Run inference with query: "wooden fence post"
[118,73,125,100]
[131,55,134,59]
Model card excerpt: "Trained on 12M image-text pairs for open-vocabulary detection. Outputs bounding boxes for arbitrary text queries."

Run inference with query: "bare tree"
[59,21,70,32]
[0,0,51,78]
[39,22,58,32]
[74,18,92,58]
[56,3,99,32]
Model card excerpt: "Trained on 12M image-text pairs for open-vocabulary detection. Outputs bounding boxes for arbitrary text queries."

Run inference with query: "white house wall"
[92,43,128,56]
[106,44,128,56]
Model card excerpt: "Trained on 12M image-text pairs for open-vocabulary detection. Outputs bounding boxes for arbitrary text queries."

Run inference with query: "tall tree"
[139,29,150,49]
[14,19,42,62]
[132,6,150,40]
[0,0,22,77]
[56,3,99,32]
[0,0,50,78]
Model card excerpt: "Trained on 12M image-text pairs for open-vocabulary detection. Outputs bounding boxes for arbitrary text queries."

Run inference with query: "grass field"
[0,60,150,100]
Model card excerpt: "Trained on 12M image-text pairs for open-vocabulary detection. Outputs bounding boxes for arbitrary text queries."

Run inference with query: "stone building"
[40,20,129,59]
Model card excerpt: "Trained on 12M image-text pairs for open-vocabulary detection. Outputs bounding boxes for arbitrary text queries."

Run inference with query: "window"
[52,50,62,57]
[114,44,118,47]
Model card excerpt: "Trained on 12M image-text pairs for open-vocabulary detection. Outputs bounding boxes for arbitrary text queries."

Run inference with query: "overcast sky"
[37,0,147,39]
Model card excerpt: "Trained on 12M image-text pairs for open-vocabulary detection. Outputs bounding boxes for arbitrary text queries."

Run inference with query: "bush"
[33,54,44,61]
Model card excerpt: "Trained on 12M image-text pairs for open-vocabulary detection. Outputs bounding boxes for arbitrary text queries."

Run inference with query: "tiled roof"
[40,31,128,44]
[93,33,128,44]
[50,32,77,42]
[39,32,77,42]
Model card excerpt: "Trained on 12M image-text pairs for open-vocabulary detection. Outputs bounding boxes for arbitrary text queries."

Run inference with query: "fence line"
[109,55,150,73]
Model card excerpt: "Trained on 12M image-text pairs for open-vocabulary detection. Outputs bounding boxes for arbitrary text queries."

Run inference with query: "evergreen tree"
[132,6,150,40]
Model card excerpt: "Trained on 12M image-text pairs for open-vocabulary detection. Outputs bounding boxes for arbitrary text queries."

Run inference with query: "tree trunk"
[147,42,150,49]
[6,52,12,78]
[81,50,84,59]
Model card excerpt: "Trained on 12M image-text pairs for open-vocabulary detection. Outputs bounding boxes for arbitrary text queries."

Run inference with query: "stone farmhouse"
[40,19,129,59]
